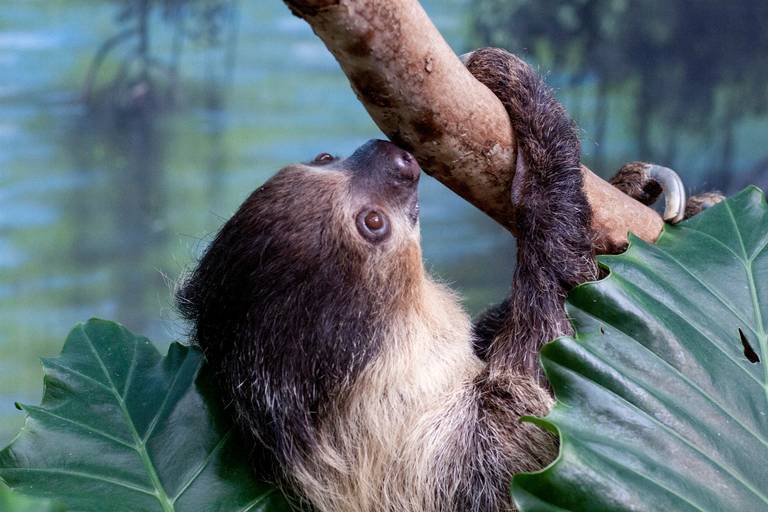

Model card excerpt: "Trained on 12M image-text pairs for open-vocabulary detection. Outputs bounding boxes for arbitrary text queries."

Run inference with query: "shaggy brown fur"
[684,191,725,218]
[610,161,664,206]
[177,48,681,511]
[467,49,598,384]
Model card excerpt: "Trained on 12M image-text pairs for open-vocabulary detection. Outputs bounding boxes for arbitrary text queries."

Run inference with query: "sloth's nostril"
[393,151,420,182]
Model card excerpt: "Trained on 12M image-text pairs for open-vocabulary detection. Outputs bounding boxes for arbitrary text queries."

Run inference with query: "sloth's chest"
[294,326,482,512]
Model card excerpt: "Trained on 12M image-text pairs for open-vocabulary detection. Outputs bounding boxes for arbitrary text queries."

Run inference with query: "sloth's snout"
[347,139,421,186]
[383,142,420,183]
[346,140,420,221]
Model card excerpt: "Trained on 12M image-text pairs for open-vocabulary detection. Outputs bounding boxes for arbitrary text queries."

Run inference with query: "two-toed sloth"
[178,48,718,511]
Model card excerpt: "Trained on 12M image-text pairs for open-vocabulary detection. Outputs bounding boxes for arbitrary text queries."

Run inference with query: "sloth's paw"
[610,162,686,224]
[684,191,725,219]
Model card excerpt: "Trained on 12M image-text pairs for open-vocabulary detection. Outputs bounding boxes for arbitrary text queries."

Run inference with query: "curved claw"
[646,164,686,224]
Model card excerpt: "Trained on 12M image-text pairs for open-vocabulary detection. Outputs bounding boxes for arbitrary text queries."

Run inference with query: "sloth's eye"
[356,209,390,243]
[312,152,335,164]
[364,212,384,230]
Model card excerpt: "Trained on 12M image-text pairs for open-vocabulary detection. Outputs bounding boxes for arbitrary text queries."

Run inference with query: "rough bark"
[284,0,664,253]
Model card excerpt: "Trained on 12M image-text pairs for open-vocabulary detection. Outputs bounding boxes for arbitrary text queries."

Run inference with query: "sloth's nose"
[348,139,421,185]
[397,151,420,182]
[384,143,420,183]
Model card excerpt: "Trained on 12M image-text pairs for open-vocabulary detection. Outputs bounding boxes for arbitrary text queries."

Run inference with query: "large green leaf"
[0,319,291,512]
[513,186,768,511]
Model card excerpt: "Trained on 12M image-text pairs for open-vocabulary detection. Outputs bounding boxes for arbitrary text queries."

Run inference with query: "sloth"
[178,48,719,511]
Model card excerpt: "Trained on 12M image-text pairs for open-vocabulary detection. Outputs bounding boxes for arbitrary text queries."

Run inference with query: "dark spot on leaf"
[739,328,760,363]
[600,326,605,335]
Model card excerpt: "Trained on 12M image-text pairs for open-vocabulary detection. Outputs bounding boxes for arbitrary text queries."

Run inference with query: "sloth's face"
[178,141,427,456]
[290,139,421,251]
[227,138,424,281]
[185,139,424,311]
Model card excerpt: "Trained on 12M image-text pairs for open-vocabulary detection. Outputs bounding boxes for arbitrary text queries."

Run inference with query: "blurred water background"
[1,0,766,445]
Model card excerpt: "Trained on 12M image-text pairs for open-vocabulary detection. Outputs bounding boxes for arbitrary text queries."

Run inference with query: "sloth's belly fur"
[291,279,484,512]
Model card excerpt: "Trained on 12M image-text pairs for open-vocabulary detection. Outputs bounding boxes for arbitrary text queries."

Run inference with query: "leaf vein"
[141,360,187,444]
[42,360,114,395]
[648,242,759,344]
[557,350,768,505]
[240,489,279,512]
[675,225,744,262]
[0,467,155,496]
[25,406,136,451]
[121,337,139,400]
[750,234,768,262]
[78,324,174,512]
[573,304,768,448]
[611,272,763,387]
[582,444,707,511]
[723,202,768,403]
[724,201,750,261]
[171,430,233,503]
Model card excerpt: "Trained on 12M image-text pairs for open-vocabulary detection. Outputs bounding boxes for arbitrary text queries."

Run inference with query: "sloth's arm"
[458,51,720,504]
[465,48,598,384]
[466,49,720,384]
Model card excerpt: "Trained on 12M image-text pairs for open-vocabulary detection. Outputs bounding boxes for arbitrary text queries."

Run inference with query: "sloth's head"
[178,140,424,457]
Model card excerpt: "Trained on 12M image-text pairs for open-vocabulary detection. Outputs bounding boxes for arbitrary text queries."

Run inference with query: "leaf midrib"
[80,325,175,512]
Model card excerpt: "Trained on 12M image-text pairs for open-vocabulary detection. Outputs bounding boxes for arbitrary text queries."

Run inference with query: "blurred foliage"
[84,0,238,109]
[0,482,65,512]
[71,0,241,340]
[472,0,768,190]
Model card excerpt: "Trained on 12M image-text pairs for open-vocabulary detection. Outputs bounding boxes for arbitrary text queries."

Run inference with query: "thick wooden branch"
[284,0,664,253]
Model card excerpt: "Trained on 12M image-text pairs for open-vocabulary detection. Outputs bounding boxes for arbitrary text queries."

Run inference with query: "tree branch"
[284,0,664,253]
